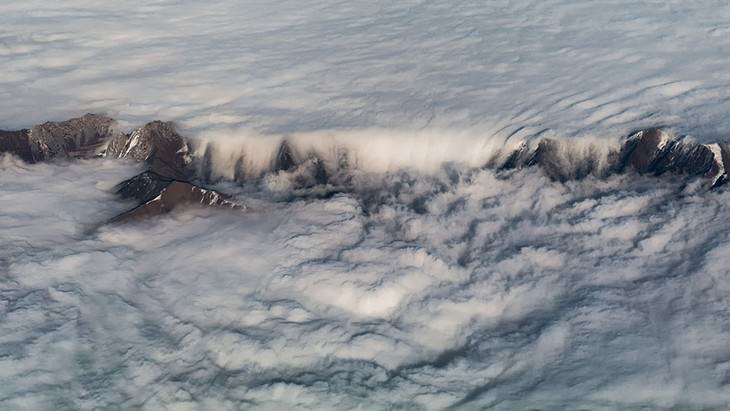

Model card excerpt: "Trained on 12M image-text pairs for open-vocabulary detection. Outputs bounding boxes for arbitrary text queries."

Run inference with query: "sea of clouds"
[2,154,730,410]
[3,0,730,409]
[2,0,730,140]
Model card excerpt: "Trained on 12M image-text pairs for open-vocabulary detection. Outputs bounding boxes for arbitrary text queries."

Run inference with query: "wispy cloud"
[2,0,730,138]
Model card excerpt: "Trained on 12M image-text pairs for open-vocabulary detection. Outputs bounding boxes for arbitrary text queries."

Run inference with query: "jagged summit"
[615,129,726,187]
[101,120,190,180]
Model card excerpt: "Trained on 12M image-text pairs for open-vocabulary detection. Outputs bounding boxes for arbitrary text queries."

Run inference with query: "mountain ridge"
[1,114,728,223]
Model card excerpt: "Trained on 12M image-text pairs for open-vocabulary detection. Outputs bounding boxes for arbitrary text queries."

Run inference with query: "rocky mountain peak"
[102,120,190,180]
[0,114,120,163]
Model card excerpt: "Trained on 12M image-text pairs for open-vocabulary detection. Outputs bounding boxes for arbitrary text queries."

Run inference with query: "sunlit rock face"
[0,114,119,162]
[615,129,722,182]
[110,180,242,224]
[102,120,190,180]
[3,1,730,408]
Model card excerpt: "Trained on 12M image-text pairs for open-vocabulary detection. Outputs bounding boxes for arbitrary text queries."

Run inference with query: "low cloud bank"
[2,155,729,410]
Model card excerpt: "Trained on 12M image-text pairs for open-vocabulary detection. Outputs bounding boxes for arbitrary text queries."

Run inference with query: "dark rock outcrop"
[613,128,727,186]
[104,122,242,223]
[115,171,174,204]
[0,114,120,162]
[0,115,242,223]
[615,129,716,176]
[0,129,33,162]
[102,120,190,180]
[615,128,669,174]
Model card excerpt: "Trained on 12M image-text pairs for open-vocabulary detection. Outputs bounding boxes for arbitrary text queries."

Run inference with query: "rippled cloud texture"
[3,0,730,409]
[2,0,730,139]
[2,154,730,410]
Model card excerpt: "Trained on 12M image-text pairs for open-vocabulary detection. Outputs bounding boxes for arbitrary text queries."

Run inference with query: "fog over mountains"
[3,115,730,410]
[2,0,730,410]
[2,114,730,224]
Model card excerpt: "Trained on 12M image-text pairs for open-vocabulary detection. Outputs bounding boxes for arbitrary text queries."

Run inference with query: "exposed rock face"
[615,128,671,173]
[110,180,242,224]
[115,171,174,204]
[615,129,716,177]
[492,127,729,188]
[612,129,727,186]
[105,122,242,223]
[102,120,190,180]
[0,114,120,162]
[0,129,33,162]
[0,114,241,223]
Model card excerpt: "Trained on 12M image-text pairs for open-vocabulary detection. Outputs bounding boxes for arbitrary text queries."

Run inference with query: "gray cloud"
[2,0,730,139]
[2,154,730,410]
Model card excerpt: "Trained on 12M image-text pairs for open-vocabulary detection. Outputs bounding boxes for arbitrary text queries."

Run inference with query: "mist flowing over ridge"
[3,114,729,195]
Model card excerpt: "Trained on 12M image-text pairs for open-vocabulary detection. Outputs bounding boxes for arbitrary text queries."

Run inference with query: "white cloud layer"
[2,156,730,410]
[1,0,730,140]
[3,0,730,409]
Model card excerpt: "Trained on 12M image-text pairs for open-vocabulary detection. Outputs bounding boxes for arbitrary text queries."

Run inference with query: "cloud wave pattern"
[3,0,730,408]
[1,0,730,139]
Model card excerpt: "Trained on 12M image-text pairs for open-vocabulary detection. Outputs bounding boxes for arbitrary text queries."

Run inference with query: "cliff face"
[0,129,33,162]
